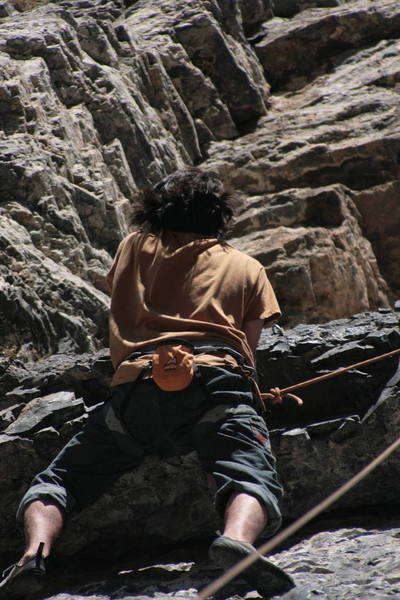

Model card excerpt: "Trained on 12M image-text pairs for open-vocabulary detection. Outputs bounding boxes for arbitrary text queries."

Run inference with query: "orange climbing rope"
[261,347,400,405]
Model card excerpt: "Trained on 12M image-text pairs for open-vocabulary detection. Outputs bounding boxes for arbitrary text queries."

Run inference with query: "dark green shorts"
[17,367,283,537]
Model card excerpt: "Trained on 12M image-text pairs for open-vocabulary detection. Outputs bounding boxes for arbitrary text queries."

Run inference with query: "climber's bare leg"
[18,500,64,565]
[222,492,267,544]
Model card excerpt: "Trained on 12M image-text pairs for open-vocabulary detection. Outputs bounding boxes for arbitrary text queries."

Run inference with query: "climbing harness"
[124,339,260,396]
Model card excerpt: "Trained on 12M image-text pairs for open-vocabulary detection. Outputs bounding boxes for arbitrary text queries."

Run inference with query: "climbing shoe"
[0,542,46,599]
[209,535,295,597]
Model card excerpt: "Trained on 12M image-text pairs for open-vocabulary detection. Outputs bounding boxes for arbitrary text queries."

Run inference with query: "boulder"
[0,310,399,565]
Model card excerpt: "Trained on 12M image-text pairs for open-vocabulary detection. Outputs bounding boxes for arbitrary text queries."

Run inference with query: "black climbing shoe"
[0,542,46,599]
[209,535,295,597]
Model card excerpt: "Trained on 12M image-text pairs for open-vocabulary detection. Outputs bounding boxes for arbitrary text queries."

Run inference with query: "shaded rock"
[272,383,400,518]
[58,414,89,445]
[239,0,274,35]
[255,0,400,91]
[0,1,15,17]
[0,433,44,535]
[0,402,23,429]
[257,309,400,426]
[4,386,41,405]
[0,355,29,386]
[272,0,349,19]
[0,433,39,483]
[328,415,360,442]
[0,310,399,564]
[61,453,217,561]
[33,426,61,460]
[0,348,113,407]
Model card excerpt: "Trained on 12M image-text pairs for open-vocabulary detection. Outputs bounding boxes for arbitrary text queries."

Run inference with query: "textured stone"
[0,0,273,360]
[229,186,390,326]
[204,3,400,323]
[0,402,23,429]
[0,214,110,357]
[121,0,269,138]
[16,522,400,599]
[0,1,15,18]
[0,311,399,565]
[255,0,400,90]
[0,0,399,358]
[353,180,400,302]
[0,348,113,405]
[257,309,400,426]
[239,0,274,34]
[3,391,84,435]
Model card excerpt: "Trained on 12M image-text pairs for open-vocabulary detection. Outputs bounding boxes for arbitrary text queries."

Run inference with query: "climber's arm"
[242,319,264,358]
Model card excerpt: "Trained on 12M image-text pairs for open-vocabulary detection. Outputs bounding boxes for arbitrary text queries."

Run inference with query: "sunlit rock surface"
[1,0,399,358]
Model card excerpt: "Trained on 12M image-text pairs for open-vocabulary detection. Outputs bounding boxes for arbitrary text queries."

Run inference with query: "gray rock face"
[205,0,400,323]
[257,309,400,426]
[0,0,399,359]
[228,186,390,326]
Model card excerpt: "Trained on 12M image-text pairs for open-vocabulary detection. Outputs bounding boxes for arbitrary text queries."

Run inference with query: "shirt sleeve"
[244,266,281,324]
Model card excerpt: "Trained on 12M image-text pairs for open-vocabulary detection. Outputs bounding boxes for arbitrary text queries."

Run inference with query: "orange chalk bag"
[151,341,195,391]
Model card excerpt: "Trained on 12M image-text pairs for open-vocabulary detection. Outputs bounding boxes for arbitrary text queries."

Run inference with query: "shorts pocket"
[249,415,270,447]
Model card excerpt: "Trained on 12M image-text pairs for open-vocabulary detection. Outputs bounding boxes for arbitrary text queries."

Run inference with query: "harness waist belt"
[123,338,254,375]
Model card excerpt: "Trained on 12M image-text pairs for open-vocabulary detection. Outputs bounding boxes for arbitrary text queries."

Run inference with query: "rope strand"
[261,348,400,405]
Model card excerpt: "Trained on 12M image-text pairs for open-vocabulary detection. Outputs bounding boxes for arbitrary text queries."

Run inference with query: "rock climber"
[0,167,294,598]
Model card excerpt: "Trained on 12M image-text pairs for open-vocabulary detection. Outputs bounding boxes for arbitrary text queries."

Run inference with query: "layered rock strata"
[0,0,399,358]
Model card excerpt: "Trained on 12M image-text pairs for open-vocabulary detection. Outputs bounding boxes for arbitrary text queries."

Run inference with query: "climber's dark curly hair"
[131,167,239,239]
